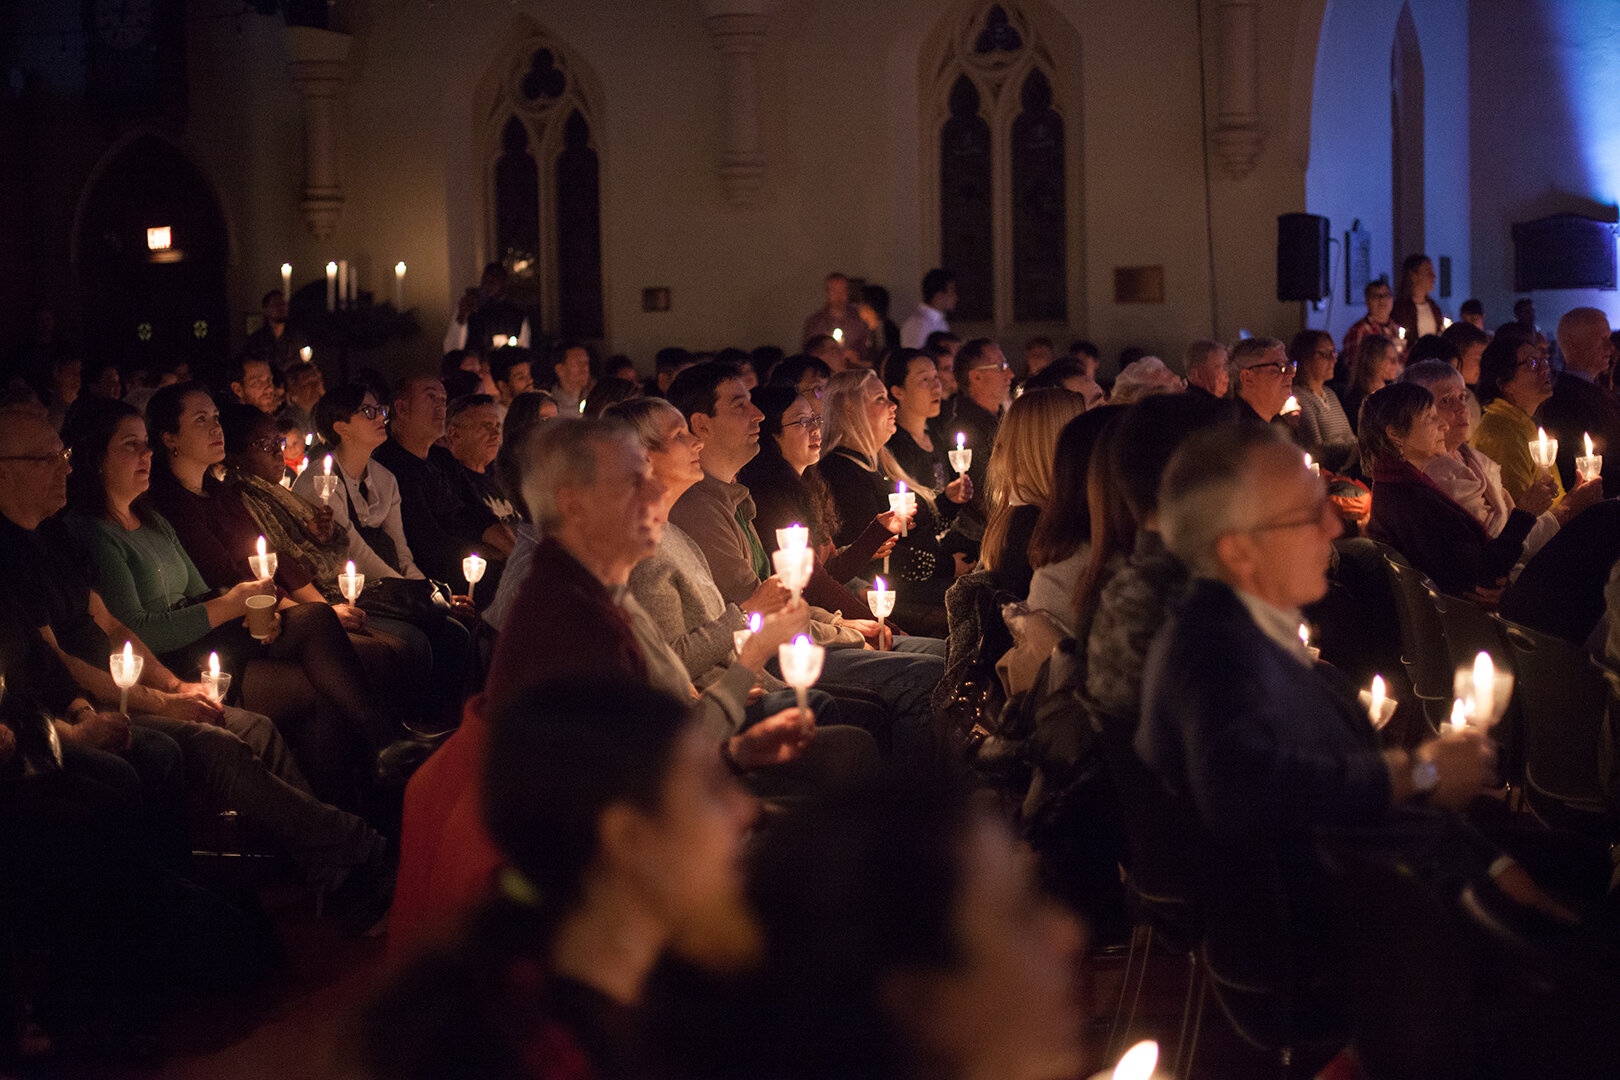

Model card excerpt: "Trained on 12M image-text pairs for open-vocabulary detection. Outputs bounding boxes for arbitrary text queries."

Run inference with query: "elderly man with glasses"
[1229,336,1295,425]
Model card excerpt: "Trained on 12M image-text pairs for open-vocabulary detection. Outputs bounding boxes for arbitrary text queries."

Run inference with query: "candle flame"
[209,651,220,677]
[748,612,762,633]
[305,432,313,446]
[956,431,966,449]
[280,262,291,275]
[1304,451,1313,468]
[1370,674,1386,720]
[832,327,843,343]
[793,633,811,649]
[256,535,267,559]
[323,454,333,476]
[123,640,134,668]
[395,261,406,275]
[897,480,907,495]
[1450,698,1467,732]
[326,261,337,274]
[1538,427,1549,454]
[1298,622,1310,646]
[1586,432,1595,457]
[1112,1040,1159,1080]
[346,560,356,576]
[1473,651,1495,720]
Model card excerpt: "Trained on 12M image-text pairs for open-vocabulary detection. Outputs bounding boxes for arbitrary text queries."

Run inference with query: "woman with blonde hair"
[980,387,1087,596]
[818,370,964,633]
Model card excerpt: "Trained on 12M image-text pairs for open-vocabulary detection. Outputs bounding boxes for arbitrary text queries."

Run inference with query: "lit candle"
[1442,316,1453,331]
[770,545,814,602]
[1298,622,1320,663]
[1281,394,1300,415]
[733,610,763,659]
[775,523,809,552]
[1397,325,1407,341]
[1529,426,1558,472]
[777,633,826,733]
[316,453,339,504]
[888,481,912,539]
[948,431,972,475]
[492,334,510,349]
[248,535,278,581]
[1303,451,1319,477]
[202,650,230,704]
[280,262,292,298]
[299,345,312,363]
[1358,674,1395,729]
[1577,431,1602,484]
[1450,697,1468,734]
[1106,1040,1159,1080]
[867,576,895,650]
[109,640,143,716]
[394,261,406,309]
[1472,651,1495,725]
[463,552,488,593]
[325,261,337,311]
[338,559,364,604]
[832,327,843,344]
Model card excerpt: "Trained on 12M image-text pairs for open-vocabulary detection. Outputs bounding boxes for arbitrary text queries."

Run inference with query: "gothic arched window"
[486,35,605,339]
[924,3,1081,332]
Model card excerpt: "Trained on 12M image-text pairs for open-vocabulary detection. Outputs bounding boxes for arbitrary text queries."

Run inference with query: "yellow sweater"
[1471,397,1564,507]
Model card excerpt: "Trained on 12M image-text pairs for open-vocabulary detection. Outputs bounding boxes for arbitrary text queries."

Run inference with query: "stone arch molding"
[918,0,1085,333]
[70,127,239,268]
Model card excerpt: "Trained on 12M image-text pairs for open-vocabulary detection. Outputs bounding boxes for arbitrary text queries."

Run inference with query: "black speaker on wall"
[1278,213,1330,302]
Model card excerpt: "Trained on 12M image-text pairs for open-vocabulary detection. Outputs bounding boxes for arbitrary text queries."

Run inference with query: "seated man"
[228,356,279,417]
[666,362,946,762]
[391,417,862,956]
[1139,422,1617,1075]
[444,393,520,527]
[0,410,386,902]
[374,374,513,605]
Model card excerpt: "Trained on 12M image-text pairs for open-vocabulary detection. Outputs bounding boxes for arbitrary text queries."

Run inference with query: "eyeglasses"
[1246,499,1332,534]
[247,436,287,454]
[0,448,72,466]
[1313,347,1337,358]
[353,404,390,420]
[1242,361,1296,377]
[968,362,1011,374]
[1515,355,1547,372]
[781,414,825,433]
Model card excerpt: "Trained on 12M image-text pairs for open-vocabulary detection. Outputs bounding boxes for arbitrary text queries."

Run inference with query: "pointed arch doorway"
[75,135,230,374]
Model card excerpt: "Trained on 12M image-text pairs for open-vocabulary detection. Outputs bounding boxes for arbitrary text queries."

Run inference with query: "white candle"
[1577,431,1602,483]
[325,261,337,311]
[1442,316,1453,331]
[463,552,488,591]
[867,576,895,650]
[280,262,292,298]
[1396,325,1407,341]
[315,454,339,504]
[1304,451,1319,477]
[492,334,510,350]
[1529,427,1558,471]
[778,633,826,733]
[1450,697,1469,734]
[110,640,143,715]
[1281,394,1300,415]
[202,650,230,704]
[338,559,364,604]
[770,546,814,601]
[775,523,809,552]
[1370,674,1384,719]
[831,327,843,344]
[733,610,763,659]
[1358,674,1396,729]
[394,261,406,309]
[888,481,912,539]
[948,431,972,475]
[248,535,278,581]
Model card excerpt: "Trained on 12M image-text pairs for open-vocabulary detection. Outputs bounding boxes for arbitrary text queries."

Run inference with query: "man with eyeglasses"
[1342,280,1400,383]
[1137,423,1620,1073]
[1229,337,1294,426]
[951,338,1013,526]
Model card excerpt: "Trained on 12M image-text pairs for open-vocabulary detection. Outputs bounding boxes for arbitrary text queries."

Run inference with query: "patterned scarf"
[230,468,352,600]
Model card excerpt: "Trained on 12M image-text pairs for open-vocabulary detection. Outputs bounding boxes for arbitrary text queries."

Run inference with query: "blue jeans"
[812,647,945,766]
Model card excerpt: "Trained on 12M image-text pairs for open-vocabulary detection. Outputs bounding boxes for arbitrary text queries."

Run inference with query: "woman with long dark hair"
[63,395,388,806]
[361,678,759,1080]
[1024,406,1122,635]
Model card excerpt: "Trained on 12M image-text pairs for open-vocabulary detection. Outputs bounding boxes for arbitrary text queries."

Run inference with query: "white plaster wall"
[1303,0,1470,346]
[1469,0,1620,334]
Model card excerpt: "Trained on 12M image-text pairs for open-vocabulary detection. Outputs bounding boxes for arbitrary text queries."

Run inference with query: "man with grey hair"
[1184,339,1229,400]
[1228,337,1293,424]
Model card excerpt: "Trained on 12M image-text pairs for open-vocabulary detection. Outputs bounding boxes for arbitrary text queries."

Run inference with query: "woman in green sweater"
[63,397,386,807]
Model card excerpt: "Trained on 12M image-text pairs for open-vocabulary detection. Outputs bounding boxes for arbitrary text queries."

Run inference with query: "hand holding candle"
[1298,622,1320,663]
[109,640,143,716]
[463,552,487,596]
[733,610,763,659]
[1453,650,1511,728]
[770,545,813,602]
[866,576,895,650]
[248,535,278,581]
[314,454,340,504]
[948,431,972,475]
[775,523,809,553]
[338,559,364,604]
[201,650,231,704]
[1529,426,1558,473]
[1577,431,1602,483]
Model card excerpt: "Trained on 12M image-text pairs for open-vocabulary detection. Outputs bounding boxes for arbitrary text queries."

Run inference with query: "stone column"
[700,0,776,207]
[286,27,352,239]
[1211,0,1263,179]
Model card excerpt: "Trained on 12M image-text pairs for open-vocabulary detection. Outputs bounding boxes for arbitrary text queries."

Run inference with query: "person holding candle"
[979,388,1087,598]
[950,339,1014,528]
[884,348,975,519]
[1288,330,1358,475]
[1470,327,1564,507]
[63,396,395,806]
[739,385,904,627]
[1541,306,1620,496]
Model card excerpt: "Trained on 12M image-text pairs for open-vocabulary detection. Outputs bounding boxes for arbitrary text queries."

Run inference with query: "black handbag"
[356,577,453,624]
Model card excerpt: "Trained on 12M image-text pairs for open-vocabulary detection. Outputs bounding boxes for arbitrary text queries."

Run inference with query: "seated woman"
[884,348,974,514]
[738,385,897,625]
[1024,406,1120,635]
[1363,382,1535,604]
[817,371,968,634]
[224,403,474,731]
[979,388,1087,598]
[665,780,1083,1080]
[1340,333,1402,434]
[364,678,761,1080]
[1470,326,1563,507]
[1289,330,1357,474]
[63,397,389,806]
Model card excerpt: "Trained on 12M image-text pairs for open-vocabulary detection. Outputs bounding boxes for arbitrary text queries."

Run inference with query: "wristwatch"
[1411,757,1439,798]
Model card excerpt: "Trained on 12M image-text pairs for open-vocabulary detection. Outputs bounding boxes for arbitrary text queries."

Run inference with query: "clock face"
[95,0,154,51]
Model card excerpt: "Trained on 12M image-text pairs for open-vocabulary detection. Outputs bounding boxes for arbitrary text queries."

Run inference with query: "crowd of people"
[3,257,1620,1078]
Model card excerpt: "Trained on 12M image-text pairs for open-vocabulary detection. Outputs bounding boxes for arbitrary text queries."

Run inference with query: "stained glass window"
[556,110,604,339]
[940,76,994,322]
[494,117,540,269]
[1012,69,1065,321]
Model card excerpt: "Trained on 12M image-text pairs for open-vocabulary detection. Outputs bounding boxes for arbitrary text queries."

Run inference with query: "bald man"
[1543,307,1620,496]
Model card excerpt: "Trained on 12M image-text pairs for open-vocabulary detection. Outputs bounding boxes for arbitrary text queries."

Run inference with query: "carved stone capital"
[1211,0,1265,180]
[701,6,774,207]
